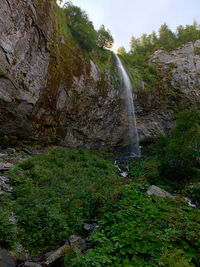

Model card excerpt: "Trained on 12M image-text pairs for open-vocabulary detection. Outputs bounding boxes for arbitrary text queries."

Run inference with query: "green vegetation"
[72,186,200,266]
[63,1,113,52]
[0,109,200,266]
[154,108,200,183]
[1,148,127,252]
[70,108,200,266]
[96,25,114,49]
[118,20,200,93]
[0,72,5,78]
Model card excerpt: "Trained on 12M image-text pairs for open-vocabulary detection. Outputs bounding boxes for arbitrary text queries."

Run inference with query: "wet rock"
[147,185,173,198]
[44,245,69,265]
[0,249,16,267]
[83,223,98,232]
[69,235,87,254]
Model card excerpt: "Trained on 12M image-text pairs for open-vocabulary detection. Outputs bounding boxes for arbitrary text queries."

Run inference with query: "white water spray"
[115,54,141,157]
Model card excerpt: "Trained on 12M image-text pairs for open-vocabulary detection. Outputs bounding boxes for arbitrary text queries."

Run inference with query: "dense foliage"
[72,186,200,266]
[1,149,127,252]
[155,108,200,182]
[96,25,114,49]
[63,1,113,52]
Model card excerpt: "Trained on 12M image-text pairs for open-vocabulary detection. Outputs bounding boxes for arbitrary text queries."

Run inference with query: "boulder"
[147,185,173,198]
[0,249,16,267]
[69,235,87,254]
[45,245,69,265]
[0,162,14,171]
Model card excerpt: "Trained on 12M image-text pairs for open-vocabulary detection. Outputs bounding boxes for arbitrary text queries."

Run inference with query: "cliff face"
[135,40,200,143]
[0,0,128,149]
[1,0,200,148]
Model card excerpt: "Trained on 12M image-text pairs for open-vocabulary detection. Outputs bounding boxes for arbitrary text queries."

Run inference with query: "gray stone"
[135,40,200,143]
[147,185,173,198]
[69,235,87,254]
[0,162,14,171]
[0,176,12,194]
[45,245,69,265]
[0,249,16,267]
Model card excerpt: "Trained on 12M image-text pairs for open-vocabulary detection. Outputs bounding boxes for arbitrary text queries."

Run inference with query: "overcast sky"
[60,0,200,51]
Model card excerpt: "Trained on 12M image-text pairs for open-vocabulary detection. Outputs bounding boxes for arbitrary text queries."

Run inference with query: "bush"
[5,148,126,252]
[155,108,200,181]
[71,185,200,266]
[0,208,16,249]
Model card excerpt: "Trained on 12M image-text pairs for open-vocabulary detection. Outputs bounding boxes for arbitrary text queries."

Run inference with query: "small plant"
[194,46,200,56]
[0,72,5,78]
[169,62,178,68]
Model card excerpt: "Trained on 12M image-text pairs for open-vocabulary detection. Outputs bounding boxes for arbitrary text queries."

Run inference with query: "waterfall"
[115,54,141,157]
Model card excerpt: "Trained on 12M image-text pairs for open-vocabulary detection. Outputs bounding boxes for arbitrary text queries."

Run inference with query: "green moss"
[194,46,200,56]
[0,72,5,78]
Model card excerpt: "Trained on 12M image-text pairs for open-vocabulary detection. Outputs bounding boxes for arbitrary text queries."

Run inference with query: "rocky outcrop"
[1,0,199,147]
[0,0,127,149]
[147,185,173,198]
[135,40,200,143]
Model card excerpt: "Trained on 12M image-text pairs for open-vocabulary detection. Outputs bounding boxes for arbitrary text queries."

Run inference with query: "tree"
[130,36,140,54]
[117,46,126,55]
[158,23,177,50]
[96,25,114,49]
[150,31,158,45]
[155,108,200,181]
[64,1,97,51]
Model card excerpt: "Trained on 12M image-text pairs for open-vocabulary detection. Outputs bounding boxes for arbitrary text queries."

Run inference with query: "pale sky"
[60,0,200,51]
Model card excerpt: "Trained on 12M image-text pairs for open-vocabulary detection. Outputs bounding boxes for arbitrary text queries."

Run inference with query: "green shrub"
[6,148,126,252]
[155,108,200,182]
[0,208,16,249]
[71,185,200,266]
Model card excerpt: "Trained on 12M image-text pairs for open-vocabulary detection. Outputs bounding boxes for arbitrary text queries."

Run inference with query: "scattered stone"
[45,245,69,265]
[4,148,16,155]
[0,249,16,267]
[147,185,173,198]
[0,153,8,158]
[24,262,42,267]
[69,235,87,254]
[83,223,98,233]
[0,162,14,171]
[15,243,30,263]
[0,176,12,194]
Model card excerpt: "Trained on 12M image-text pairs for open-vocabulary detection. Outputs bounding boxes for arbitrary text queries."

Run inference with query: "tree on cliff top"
[64,1,97,51]
[97,25,114,49]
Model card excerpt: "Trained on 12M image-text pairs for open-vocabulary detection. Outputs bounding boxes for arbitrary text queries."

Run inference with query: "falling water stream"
[115,54,141,158]
[114,55,141,176]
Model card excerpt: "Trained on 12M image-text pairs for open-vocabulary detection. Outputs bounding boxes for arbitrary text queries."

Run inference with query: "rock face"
[1,1,200,147]
[135,40,200,143]
[0,0,126,149]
